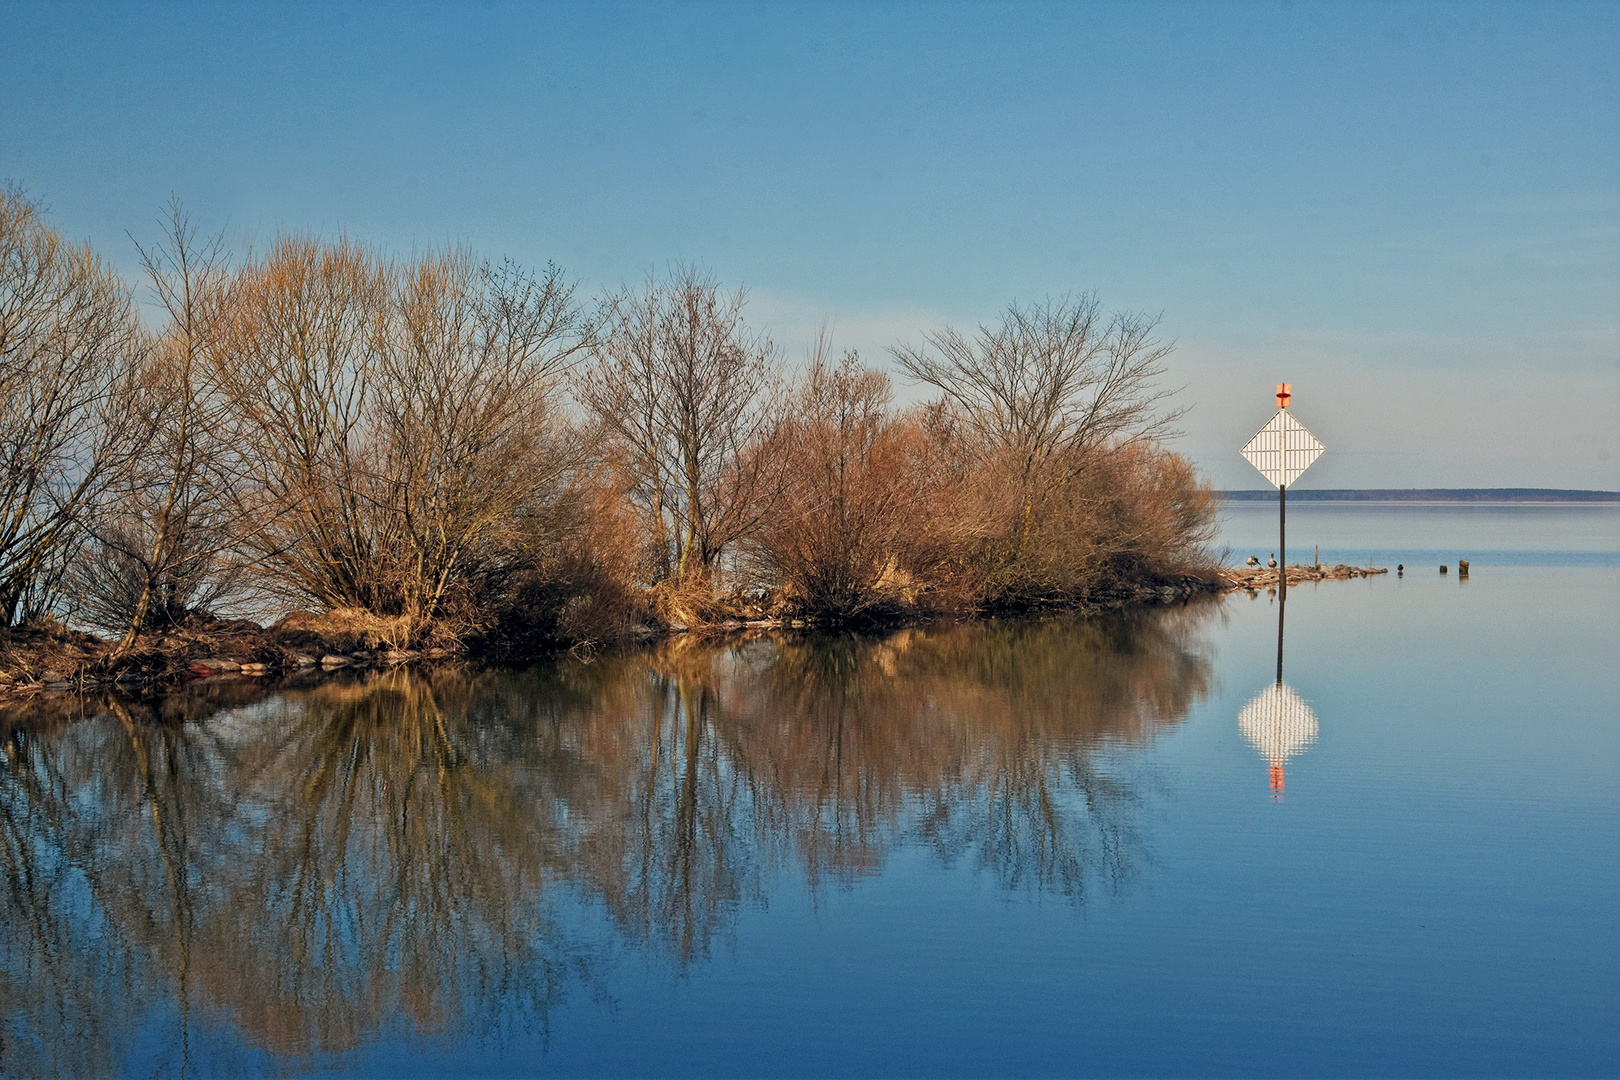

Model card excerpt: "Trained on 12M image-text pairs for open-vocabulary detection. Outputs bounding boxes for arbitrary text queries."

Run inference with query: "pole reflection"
[1238,587,1321,798]
[1,605,1217,1074]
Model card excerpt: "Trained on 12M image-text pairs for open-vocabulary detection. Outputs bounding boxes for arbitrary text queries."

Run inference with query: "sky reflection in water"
[2,509,1618,1077]
[2,612,1212,1075]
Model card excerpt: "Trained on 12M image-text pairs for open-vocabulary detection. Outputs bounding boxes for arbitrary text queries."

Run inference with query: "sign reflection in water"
[1237,680,1319,797]
[0,607,1216,1074]
[1237,587,1321,798]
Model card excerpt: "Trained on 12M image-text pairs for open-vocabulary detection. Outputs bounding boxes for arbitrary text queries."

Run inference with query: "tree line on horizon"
[0,186,1217,654]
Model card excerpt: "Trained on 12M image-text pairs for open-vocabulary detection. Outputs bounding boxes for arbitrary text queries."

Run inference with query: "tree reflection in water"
[0,604,1214,1073]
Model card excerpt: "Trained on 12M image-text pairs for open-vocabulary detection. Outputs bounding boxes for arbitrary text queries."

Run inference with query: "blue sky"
[4,1,1617,488]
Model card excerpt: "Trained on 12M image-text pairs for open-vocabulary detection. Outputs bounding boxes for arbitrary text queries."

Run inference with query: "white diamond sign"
[1240,409,1324,489]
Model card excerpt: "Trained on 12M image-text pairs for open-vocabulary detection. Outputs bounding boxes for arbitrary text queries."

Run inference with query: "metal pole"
[1276,583,1286,684]
[1279,482,1287,584]
[1277,483,1286,683]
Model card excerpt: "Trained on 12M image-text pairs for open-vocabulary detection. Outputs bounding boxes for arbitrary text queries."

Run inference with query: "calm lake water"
[2,505,1617,1077]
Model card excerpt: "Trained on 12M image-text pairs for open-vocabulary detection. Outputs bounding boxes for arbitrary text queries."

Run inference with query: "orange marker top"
[1276,382,1292,408]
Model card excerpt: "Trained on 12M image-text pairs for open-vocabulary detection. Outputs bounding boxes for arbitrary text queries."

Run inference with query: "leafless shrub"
[748,334,932,620]
[476,475,649,655]
[948,441,1215,609]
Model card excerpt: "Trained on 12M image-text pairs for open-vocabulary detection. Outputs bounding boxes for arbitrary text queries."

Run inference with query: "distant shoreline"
[1218,488,1620,503]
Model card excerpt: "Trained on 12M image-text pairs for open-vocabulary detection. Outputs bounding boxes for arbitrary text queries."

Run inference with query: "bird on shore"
[1246,555,1261,567]
[1267,554,1278,569]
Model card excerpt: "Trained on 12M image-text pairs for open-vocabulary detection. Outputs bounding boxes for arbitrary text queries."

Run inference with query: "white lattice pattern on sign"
[1237,681,1320,766]
[1240,409,1324,489]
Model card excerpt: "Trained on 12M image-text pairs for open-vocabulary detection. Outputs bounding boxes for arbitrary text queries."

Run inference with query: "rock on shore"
[1219,563,1388,591]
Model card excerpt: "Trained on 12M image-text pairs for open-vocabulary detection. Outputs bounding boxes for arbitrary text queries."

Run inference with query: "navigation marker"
[1240,393,1324,489]
[1239,385,1325,681]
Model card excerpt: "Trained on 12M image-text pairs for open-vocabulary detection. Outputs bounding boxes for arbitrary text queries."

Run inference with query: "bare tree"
[0,186,144,627]
[205,236,588,640]
[204,233,388,616]
[889,292,1180,486]
[579,265,781,587]
[70,201,239,648]
[888,293,1192,603]
[374,249,591,629]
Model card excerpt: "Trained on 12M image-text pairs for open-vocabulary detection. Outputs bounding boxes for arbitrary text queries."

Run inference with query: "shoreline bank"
[0,563,1401,707]
[2,574,1233,703]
